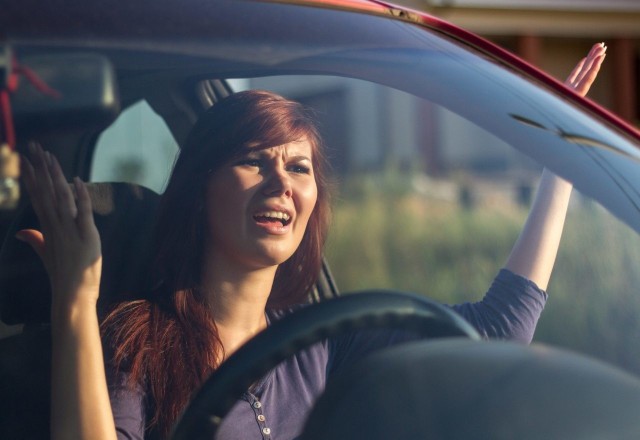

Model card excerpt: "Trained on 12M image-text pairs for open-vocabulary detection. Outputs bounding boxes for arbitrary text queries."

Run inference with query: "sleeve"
[105,361,147,440]
[450,268,548,344]
[327,269,547,375]
[328,329,420,376]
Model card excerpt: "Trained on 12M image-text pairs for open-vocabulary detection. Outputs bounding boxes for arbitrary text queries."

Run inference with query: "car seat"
[0,178,339,438]
[0,182,160,439]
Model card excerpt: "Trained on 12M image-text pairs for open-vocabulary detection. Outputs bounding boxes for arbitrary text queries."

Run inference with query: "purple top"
[107,269,547,440]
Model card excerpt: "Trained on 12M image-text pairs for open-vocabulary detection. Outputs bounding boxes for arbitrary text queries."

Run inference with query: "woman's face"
[204,138,318,270]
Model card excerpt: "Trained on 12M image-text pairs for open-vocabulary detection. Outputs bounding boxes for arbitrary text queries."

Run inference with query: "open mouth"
[253,211,292,227]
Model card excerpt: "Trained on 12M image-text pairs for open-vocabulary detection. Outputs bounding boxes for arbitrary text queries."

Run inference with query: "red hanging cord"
[0,49,62,208]
[14,57,63,99]
[0,89,15,149]
[1,52,62,150]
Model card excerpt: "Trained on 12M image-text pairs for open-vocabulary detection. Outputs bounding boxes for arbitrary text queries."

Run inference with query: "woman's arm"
[18,143,117,440]
[504,42,607,291]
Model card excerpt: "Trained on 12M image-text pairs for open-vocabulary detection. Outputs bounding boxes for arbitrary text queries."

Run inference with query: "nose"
[262,167,292,198]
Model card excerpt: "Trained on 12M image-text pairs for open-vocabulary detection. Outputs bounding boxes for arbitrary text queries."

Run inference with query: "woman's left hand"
[565,42,606,97]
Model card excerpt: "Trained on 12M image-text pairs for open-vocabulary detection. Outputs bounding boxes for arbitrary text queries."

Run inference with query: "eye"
[288,163,312,175]
[235,158,262,168]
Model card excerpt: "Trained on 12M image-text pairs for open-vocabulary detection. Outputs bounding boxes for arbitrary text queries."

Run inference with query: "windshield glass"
[49,0,637,233]
[8,0,640,381]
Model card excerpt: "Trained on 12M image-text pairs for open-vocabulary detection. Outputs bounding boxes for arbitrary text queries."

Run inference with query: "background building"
[401,0,640,124]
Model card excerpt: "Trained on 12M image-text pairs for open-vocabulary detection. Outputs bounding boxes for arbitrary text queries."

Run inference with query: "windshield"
[14,0,635,231]
[6,0,640,388]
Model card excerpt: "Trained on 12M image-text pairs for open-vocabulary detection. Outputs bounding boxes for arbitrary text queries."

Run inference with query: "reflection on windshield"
[510,113,640,162]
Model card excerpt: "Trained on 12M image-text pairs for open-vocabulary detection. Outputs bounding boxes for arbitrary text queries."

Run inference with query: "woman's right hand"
[565,42,606,97]
[17,143,102,311]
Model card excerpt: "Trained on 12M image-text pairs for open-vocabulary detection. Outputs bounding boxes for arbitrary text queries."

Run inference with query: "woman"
[18,43,606,439]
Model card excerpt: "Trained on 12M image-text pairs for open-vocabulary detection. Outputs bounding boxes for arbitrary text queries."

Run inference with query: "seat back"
[0,180,339,438]
[0,182,160,325]
[0,182,159,438]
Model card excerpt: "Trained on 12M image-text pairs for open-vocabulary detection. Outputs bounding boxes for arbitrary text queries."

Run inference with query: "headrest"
[0,182,160,325]
[302,339,640,439]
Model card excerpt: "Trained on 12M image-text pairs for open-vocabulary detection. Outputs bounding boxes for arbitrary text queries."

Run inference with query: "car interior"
[2,1,640,438]
[0,46,346,439]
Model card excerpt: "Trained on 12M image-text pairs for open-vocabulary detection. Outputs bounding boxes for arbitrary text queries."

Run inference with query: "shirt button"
[257,415,266,422]
[262,427,271,435]
[253,401,262,409]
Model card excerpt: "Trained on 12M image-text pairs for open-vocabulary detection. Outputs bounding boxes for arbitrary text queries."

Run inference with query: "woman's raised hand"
[565,42,607,97]
[17,143,102,311]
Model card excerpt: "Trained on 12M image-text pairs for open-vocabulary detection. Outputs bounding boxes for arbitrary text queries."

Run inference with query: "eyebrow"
[287,155,312,162]
[242,150,312,163]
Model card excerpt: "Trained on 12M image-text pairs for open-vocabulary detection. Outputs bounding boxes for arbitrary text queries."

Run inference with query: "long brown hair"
[101,90,332,438]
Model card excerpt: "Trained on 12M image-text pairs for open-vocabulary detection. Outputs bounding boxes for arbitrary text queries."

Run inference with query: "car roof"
[3,0,636,138]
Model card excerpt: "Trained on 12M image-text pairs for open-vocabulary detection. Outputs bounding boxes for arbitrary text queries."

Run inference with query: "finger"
[593,42,607,56]
[15,229,46,261]
[574,43,606,85]
[49,153,78,220]
[74,178,96,236]
[29,143,57,222]
[20,155,37,199]
[570,43,604,86]
[573,54,605,97]
[586,42,604,60]
[565,57,586,85]
[21,152,52,234]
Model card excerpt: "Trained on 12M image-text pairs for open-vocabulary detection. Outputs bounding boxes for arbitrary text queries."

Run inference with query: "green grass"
[325,174,640,375]
[538,203,640,374]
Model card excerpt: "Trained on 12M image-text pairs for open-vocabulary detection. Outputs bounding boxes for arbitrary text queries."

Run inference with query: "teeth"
[255,211,290,221]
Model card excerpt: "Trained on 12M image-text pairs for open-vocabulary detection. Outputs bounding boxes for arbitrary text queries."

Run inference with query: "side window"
[246,75,640,376]
[91,100,179,194]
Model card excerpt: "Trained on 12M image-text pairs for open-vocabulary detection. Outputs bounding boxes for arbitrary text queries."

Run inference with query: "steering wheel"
[170,290,480,440]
